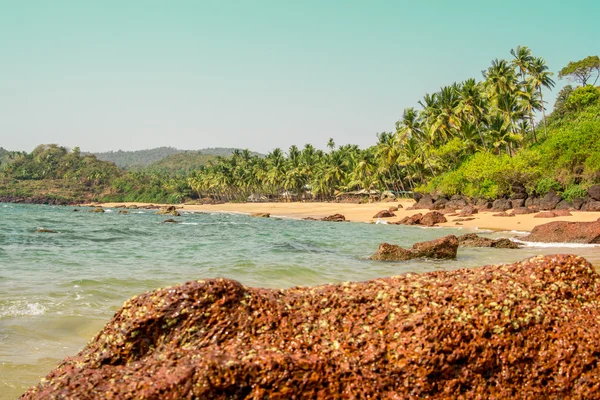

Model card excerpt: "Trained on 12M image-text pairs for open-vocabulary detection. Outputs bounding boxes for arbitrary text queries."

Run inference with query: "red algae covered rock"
[519,220,600,243]
[22,255,600,399]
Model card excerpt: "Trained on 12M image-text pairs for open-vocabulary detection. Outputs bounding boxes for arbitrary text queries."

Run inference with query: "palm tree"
[528,57,555,138]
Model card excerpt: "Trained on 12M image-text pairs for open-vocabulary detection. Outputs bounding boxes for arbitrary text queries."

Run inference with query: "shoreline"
[88,200,600,233]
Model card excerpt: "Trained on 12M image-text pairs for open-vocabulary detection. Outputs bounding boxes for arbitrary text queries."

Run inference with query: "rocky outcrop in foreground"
[370,235,458,261]
[23,255,600,399]
[519,219,600,243]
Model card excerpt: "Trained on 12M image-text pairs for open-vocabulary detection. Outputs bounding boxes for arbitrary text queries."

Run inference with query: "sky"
[1,0,598,154]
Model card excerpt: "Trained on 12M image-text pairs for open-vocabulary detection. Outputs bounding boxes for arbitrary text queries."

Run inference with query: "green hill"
[135,152,217,176]
[93,147,263,169]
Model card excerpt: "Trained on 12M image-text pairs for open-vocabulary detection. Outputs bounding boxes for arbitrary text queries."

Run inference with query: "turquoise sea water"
[1,203,599,398]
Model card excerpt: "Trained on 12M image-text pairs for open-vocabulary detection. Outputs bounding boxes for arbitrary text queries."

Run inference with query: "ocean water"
[1,203,599,398]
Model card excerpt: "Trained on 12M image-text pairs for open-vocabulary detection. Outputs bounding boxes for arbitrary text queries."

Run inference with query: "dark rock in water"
[370,235,458,261]
[250,212,270,218]
[490,238,520,249]
[72,209,79,212]
[162,219,179,223]
[588,185,600,201]
[89,207,105,213]
[491,198,512,211]
[321,213,345,222]
[373,210,395,218]
[157,206,180,216]
[458,233,520,249]
[512,207,534,215]
[118,210,129,214]
[303,217,319,221]
[420,211,447,226]
[24,255,600,399]
[413,194,434,210]
[539,189,562,210]
[519,220,600,243]
[583,201,600,212]
[36,228,57,233]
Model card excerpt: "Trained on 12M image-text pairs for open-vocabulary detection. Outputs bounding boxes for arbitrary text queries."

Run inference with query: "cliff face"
[23,255,600,399]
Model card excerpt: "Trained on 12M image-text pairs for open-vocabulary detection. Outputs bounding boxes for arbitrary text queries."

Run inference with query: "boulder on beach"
[491,198,512,211]
[394,211,446,226]
[23,255,600,399]
[395,213,423,225]
[458,205,478,216]
[492,211,515,217]
[534,210,572,218]
[321,213,346,222]
[539,189,562,210]
[511,207,535,215]
[126,204,138,209]
[583,201,600,212]
[413,194,434,209]
[388,206,399,212]
[588,185,600,201]
[370,235,458,261]
[156,206,180,216]
[373,210,395,218]
[457,233,520,249]
[519,220,600,243]
[419,211,447,226]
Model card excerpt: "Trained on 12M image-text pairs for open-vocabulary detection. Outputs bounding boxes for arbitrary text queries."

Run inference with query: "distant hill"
[135,152,217,176]
[93,147,262,169]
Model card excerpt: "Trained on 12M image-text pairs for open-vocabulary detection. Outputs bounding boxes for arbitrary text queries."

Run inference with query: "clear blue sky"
[1,0,598,153]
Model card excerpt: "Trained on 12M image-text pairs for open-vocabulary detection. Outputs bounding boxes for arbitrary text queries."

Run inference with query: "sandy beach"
[92,200,600,232]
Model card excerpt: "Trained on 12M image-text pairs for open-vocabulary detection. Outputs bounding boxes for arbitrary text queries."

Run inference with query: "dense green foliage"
[1,50,599,205]
[558,56,600,86]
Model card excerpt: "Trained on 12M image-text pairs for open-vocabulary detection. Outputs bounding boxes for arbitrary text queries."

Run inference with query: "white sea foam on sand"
[512,239,600,248]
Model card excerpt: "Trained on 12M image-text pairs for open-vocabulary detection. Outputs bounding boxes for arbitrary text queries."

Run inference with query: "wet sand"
[93,200,600,233]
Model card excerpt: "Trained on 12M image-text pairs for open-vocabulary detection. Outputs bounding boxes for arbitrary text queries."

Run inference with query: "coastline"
[89,200,600,233]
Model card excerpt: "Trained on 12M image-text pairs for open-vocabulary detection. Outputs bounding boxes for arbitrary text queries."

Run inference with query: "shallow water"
[1,203,598,398]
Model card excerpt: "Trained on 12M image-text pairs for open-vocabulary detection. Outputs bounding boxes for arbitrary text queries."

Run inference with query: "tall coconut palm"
[528,57,555,138]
